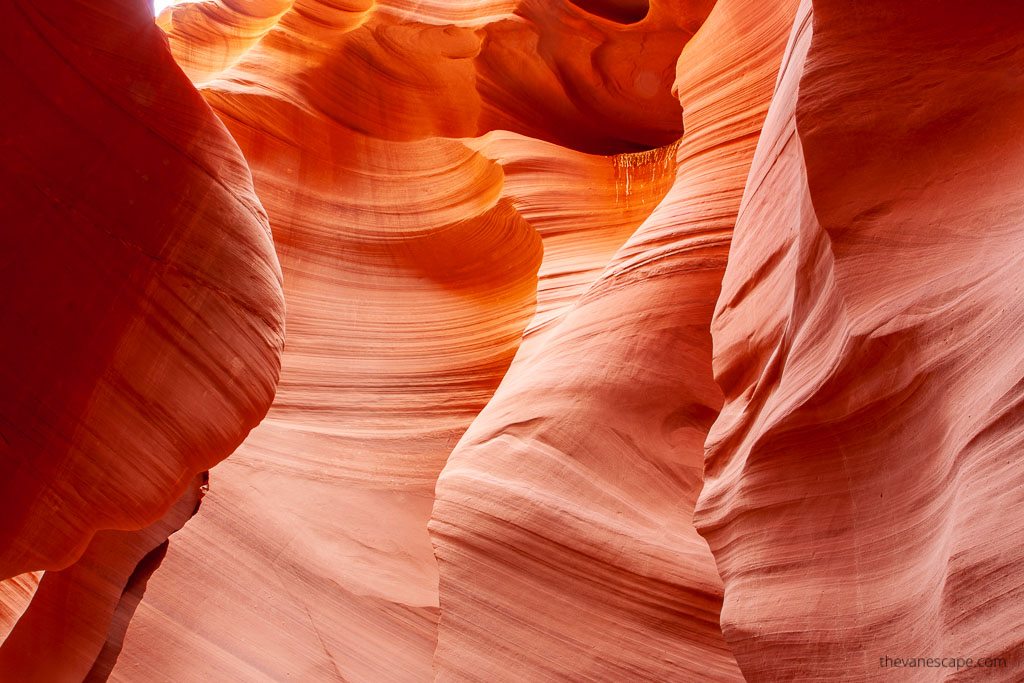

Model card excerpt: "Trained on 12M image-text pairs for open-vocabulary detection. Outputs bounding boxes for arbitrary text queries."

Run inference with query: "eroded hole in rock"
[567,0,650,24]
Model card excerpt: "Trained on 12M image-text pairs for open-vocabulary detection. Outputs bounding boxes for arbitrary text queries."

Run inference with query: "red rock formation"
[109,128,544,682]
[699,0,1024,679]
[0,0,283,577]
[0,475,205,681]
[467,131,679,354]
[0,573,42,643]
[99,0,735,678]
[156,0,294,83]
[157,0,715,153]
[102,60,689,683]
[0,0,283,677]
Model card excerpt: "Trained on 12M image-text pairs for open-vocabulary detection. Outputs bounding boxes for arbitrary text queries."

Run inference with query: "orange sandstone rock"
[109,87,544,683]
[429,0,798,679]
[158,0,716,153]
[0,572,42,643]
[8,0,1023,679]
[105,0,727,679]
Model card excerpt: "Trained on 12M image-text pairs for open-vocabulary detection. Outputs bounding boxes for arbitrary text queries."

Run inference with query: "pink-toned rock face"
[0,573,42,643]
[0,0,284,580]
[100,1,732,680]
[5,0,1024,679]
[699,0,1024,679]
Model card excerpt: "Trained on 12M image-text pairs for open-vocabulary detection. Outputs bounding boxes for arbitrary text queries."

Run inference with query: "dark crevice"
[83,471,208,682]
[82,541,169,682]
[567,0,650,24]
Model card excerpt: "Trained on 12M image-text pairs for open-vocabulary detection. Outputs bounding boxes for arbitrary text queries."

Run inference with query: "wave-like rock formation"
[3,0,1023,680]
[102,1,721,680]
[698,0,1024,679]
[156,0,712,153]
[429,0,798,679]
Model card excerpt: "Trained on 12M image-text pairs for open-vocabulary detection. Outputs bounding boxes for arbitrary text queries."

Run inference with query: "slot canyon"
[2,0,1023,680]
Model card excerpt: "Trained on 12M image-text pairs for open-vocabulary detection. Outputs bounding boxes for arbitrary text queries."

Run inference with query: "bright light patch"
[153,0,175,14]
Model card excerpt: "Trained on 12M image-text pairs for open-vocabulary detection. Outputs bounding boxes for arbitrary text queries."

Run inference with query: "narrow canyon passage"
[1,0,1022,681]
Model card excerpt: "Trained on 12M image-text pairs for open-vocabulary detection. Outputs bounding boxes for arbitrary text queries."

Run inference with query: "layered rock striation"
[3,0,1024,680]
[429,0,799,679]
[698,0,1024,679]
[0,0,284,677]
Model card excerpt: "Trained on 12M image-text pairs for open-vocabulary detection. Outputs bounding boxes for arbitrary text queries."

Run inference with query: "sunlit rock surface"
[3,0,1024,680]
[0,573,42,643]
[156,0,715,153]
[100,0,730,679]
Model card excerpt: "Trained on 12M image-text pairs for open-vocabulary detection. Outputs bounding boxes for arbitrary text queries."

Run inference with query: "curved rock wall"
[3,0,1024,680]
[429,0,798,679]
[0,1,284,678]
[0,0,283,587]
[698,0,1024,679]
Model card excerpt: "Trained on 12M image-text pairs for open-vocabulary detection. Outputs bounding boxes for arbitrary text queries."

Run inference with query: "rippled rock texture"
[699,1,1024,679]
[2,0,1023,680]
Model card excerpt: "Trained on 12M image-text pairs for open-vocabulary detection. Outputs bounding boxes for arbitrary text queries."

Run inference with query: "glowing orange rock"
[157,0,715,153]
[107,0,716,678]
[10,0,1022,679]
[110,127,543,681]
